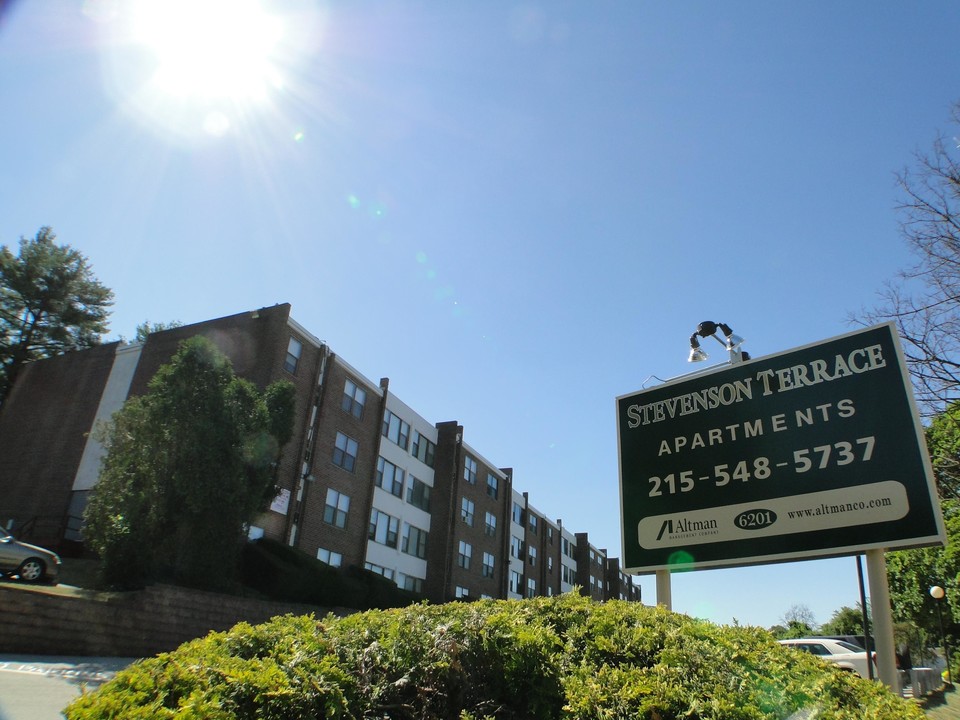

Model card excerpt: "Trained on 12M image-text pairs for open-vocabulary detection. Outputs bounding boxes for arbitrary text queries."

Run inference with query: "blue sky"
[2,0,958,629]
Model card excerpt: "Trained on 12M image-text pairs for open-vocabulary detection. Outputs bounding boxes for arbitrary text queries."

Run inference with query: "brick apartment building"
[0,303,640,604]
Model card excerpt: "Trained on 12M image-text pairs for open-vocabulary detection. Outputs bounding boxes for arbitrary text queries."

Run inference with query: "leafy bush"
[65,593,921,720]
[240,538,420,610]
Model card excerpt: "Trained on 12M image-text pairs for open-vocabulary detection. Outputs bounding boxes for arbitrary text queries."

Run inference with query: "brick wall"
[293,358,383,567]
[447,452,508,601]
[0,342,120,546]
[0,583,343,658]
[425,421,463,602]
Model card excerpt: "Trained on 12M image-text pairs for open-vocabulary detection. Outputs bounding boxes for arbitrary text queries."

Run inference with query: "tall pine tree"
[0,227,113,404]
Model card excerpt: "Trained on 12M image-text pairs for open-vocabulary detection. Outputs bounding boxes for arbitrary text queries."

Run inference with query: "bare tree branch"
[859,102,960,417]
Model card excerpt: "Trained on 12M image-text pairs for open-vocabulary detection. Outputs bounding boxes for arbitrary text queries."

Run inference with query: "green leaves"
[883,401,960,654]
[819,606,867,637]
[83,337,296,591]
[66,594,923,720]
[0,226,113,403]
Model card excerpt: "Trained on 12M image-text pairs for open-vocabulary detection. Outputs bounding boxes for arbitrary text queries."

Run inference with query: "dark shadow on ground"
[920,683,959,718]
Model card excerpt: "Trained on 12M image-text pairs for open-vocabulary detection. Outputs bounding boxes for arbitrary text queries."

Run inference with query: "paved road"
[0,655,136,720]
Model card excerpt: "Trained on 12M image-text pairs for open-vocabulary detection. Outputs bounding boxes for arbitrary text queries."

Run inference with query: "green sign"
[616,323,945,573]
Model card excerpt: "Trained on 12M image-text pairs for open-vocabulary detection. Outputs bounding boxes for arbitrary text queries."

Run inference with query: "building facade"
[0,303,640,604]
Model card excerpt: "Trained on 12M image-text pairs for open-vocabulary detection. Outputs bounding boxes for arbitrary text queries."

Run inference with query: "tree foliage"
[773,603,817,638]
[0,226,113,404]
[83,336,295,591]
[133,319,183,342]
[819,605,867,637]
[65,593,922,720]
[926,400,960,501]
[859,101,960,416]
[884,404,960,663]
[854,100,960,666]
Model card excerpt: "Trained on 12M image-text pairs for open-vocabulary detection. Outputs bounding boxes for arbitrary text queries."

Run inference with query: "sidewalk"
[0,655,136,720]
[923,685,960,719]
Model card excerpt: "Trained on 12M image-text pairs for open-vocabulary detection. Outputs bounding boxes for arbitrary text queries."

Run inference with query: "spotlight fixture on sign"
[687,321,748,364]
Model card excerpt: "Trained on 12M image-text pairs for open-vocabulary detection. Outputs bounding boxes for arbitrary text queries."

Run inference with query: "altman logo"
[656,516,719,541]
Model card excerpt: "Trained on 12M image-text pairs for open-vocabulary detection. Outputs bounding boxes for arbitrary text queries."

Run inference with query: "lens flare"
[667,550,695,570]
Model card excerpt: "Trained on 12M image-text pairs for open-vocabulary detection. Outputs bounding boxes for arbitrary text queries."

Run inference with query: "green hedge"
[240,538,420,610]
[65,593,921,720]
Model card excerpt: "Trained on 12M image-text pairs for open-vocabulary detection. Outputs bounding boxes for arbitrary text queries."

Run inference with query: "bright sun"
[100,0,307,142]
[132,0,283,103]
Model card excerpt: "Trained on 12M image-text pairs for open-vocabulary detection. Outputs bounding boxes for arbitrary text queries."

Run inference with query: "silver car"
[778,638,877,678]
[0,529,61,584]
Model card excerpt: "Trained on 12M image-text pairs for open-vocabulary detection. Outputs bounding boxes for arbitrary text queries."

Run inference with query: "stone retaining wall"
[0,582,339,657]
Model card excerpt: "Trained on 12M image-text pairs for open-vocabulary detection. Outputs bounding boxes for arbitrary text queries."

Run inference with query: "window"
[341,379,366,419]
[376,457,405,497]
[548,557,554,572]
[796,643,831,656]
[406,476,431,512]
[455,586,470,599]
[482,552,495,578]
[284,337,303,373]
[562,565,576,585]
[512,502,524,525]
[529,514,538,534]
[323,489,350,528]
[510,535,524,559]
[399,573,424,594]
[402,523,428,559]
[484,511,497,537]
[526,578,536,598]
[317,548,342,567]
[486,473,499,499]
[382,410,411,450]
[411,431,436,467]
[333,432,358,472]
[461,497,475,526]
[369,509,399,548]
[510,570,522,594]
[528,546,537,566]
[458,541,472,569]
[464,456,478,484]
[365,562,395,581]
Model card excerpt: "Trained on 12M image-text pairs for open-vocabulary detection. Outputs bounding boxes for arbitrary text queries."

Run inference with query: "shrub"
[65,593,922,720]
[240,538,420,610]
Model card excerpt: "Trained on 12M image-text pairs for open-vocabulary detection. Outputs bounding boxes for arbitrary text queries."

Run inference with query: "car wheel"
[17,558,45,582]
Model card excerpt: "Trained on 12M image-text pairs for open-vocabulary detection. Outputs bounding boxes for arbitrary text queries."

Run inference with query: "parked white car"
[778,638,877,678]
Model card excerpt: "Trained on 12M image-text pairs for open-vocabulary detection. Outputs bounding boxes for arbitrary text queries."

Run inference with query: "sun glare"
[133,0,282,102]
[98,0,317,143]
